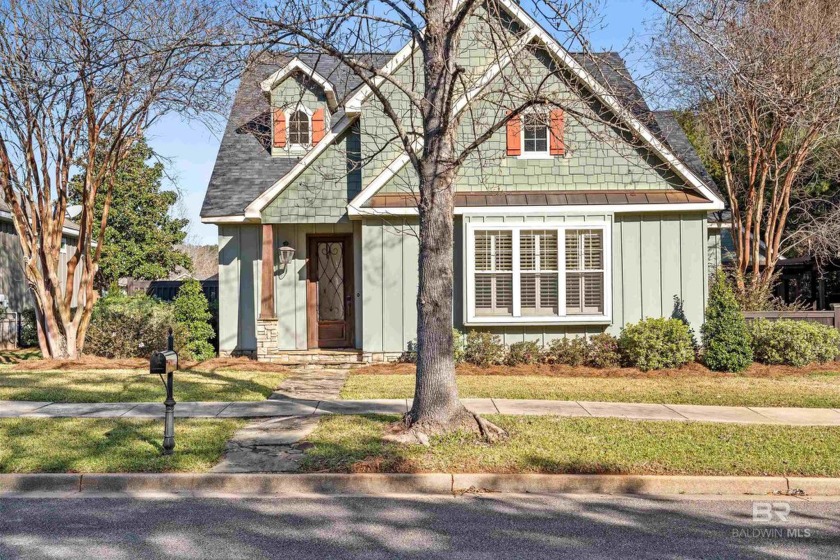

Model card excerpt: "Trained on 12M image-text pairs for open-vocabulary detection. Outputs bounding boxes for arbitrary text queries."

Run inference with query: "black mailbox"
[150,350,178,374]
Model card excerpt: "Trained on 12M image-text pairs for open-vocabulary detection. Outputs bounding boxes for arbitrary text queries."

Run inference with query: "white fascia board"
[261,58,339,111]
[201,215,261,224]
[344,38,421,115]
[2,209,81,237]
[244,115,355,219]
[347,200,721,218]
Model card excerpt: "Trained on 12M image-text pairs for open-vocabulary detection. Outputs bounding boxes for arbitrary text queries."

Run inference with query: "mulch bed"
[3,354,289,374]
[352,361,840,379]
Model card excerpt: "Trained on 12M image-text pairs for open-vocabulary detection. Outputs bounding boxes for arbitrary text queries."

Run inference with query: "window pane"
[475,230,512,272]
[522,273,558,316]
[289,110,309,144]
[523,113,548,153]
[583,272,603,314]
[583,231,603,269]
[475,274,513,316]
[521,230,558,272]
[565,230,580,270]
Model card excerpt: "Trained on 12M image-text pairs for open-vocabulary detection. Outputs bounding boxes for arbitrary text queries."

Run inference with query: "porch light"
[279,242,295,267]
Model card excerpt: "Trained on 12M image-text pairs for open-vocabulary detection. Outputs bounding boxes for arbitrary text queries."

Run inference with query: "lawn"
[0,418,245,473]
[300,414,840,477]
[341,372,840,408]
[0,369,289,402]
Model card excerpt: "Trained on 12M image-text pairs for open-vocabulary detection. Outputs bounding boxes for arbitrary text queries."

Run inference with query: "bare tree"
[243,0,650,439]
[0,0,239,358]
[652,0,840,298]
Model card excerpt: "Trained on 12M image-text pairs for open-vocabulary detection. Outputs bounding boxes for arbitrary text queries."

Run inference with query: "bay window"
[467,223,610,323]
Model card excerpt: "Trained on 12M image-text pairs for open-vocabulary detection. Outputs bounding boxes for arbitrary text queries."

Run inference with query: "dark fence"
[743,305,840,330]
[0,313,17,350]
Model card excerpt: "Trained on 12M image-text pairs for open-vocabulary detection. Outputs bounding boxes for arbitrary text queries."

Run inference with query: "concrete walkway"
[3,398,840,425]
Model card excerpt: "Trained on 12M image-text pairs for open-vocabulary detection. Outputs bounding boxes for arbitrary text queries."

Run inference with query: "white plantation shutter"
[474,230,513,316]
[470,226,607,321]
[565,229,605,314]
[520,230,559,316]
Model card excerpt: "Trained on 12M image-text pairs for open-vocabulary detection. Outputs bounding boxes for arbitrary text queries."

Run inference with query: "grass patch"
[341,373,840,408]
[0,418,244,473]
[300,414,840,476]
[0,369,288,402]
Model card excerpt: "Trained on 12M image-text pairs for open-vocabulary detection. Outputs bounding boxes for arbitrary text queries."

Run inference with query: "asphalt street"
[0,494,837,559]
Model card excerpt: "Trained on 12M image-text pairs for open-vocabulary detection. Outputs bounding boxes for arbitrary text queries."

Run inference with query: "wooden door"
[307,235,354,348]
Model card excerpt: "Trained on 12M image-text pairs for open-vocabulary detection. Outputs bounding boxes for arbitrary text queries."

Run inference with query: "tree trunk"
[402,0,504,441]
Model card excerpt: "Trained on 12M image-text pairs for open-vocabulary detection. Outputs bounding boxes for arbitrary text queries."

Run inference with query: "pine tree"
[702,269,753,372]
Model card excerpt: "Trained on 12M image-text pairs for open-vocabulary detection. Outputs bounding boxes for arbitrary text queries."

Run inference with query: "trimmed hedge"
[506,340,541,365]
[619,317,696,371]
[747,318,840,367]
[85,293,177,359]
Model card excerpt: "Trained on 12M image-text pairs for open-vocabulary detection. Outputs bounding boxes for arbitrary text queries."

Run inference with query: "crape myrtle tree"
[652,0,840,300]
[243,0,657,439]
[0,0,240,358]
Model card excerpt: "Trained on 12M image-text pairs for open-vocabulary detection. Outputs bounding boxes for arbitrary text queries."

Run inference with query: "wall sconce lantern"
[279,242,295,268]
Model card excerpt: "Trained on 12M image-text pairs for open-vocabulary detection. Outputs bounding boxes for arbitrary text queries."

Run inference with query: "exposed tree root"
[383,404,508,446]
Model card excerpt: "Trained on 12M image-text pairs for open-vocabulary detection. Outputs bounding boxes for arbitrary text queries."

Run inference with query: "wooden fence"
[0,313,17,350]
[743,304,840,330]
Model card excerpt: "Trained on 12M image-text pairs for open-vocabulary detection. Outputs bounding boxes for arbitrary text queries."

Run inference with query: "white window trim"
[518,109,553,160]
[465,221,612,325]
[284,105,314,151]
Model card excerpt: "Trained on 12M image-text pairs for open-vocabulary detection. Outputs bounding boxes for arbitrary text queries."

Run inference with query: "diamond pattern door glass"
[317,241,345,321]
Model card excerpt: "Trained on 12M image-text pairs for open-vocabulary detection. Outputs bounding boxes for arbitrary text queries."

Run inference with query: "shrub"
[173,279,216,362]
[453,328,467,364]
[747,318,840,367]
[506,340,541,365]
[544,337,588,366]
[19,308,38,348]
[619,317,695,371]
[85,293,176,358]
[587,333,621,368]
[463,331,505,367]
[701,269,753,372]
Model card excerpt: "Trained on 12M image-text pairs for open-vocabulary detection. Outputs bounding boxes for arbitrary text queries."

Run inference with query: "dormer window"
[272,105,327,153]
[288,109,311,146]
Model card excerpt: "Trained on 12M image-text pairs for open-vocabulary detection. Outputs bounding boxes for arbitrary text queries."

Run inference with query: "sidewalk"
[3,398,840,425]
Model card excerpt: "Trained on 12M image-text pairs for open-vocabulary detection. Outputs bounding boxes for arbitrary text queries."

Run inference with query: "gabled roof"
[1,198,81,236]
[201,4,723,220]
[200,52,393,220]
[259,57,340,111]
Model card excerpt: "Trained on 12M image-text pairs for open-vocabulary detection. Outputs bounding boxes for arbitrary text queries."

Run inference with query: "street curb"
[2,473,839,496]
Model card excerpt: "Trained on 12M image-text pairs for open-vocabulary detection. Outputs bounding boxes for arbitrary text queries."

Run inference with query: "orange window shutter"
[312,108,326,144]
[550,109,565,156]
[273,108,286,148]
[506,111,521,156]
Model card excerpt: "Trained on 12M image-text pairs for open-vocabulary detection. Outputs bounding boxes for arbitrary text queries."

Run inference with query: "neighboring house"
[201,1,725,361]
[0,199,83,346]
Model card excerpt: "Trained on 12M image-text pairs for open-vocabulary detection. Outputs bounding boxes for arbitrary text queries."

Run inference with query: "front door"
[307,235,354,348]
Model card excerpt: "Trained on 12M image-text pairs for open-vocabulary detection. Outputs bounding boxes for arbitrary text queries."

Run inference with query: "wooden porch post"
[260,224,276,320]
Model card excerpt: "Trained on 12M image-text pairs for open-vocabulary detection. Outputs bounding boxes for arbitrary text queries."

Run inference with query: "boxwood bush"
[701,269,753,372]
[506,340,541,365]
[747,318,840,367]
[619,317,696,371]
[463,331,506,367]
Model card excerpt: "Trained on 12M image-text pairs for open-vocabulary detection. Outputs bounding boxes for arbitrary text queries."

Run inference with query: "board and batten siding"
[359,212,709,352]
[218,225,260,354]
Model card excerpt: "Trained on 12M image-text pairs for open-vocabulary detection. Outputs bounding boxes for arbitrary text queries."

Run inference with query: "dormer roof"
[260,57,340,111]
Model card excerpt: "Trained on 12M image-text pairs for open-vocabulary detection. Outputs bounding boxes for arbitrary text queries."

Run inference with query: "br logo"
[753,502,791,522]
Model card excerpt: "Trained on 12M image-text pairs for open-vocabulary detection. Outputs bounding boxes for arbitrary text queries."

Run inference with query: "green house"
[200,0,725,362]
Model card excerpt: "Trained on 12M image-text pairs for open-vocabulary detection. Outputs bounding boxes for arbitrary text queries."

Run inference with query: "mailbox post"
[150,329,179,455]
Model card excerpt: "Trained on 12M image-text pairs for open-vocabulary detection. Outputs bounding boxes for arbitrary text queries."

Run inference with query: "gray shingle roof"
[201,51,721,218]
[0,198,80,233]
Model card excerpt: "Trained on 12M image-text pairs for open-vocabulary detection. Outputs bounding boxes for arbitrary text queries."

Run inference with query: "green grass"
[0,369,288,402]
[341,373,840,408]
[300,414,840,476]
[0,418,245,473]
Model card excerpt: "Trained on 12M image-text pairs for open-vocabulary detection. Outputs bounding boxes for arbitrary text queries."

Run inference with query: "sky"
[146,0,660,246]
